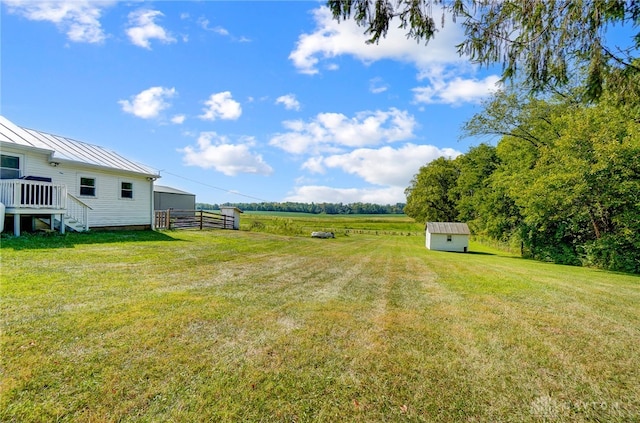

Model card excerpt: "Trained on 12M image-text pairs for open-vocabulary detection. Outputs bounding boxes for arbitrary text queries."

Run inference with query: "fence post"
[167,209,171,230]
[199,210,203,230]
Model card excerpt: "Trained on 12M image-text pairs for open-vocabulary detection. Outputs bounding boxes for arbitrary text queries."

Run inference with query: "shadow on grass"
[0,230,181,250]
[465,251,497,256]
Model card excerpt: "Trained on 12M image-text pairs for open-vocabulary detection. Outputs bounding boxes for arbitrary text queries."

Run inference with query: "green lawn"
[1,225,639,422]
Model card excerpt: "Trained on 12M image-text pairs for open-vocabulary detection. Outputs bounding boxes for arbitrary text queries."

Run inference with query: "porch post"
[13,215,20,236]
[60,213,65,234]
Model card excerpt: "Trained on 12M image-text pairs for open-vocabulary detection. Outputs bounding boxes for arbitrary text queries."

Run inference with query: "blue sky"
[1,0,503,205]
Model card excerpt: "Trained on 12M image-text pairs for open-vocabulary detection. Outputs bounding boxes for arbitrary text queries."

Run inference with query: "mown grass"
[1,220,639,422]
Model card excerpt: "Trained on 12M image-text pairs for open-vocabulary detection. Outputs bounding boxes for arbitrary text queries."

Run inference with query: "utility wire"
[160,170,271,203]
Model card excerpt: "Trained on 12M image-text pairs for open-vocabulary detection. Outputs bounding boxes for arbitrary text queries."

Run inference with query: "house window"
[121,181,133,199]
[446,235,453,242]
[0,154,20,179]
[80,177,96,197]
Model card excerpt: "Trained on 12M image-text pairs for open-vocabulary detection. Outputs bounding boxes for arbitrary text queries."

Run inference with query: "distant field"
[2,220,639,422]
[240,211,424,236]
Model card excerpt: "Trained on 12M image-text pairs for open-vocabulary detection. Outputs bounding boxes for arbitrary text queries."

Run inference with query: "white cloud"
[290,6,501,106]
[292,143,461,204]
[125,9,176,49]
[303,144,461,187]
[180,132,273,176]
[413,75,502,104]
[275,94,301,111]
[369,77,389,94]
[289,6,465,76]
[171,114,186,124]
[4,0,114,43]
[198,17,229,36]
[199,91,242,121]
[269,108,416,154]
[118,86,176,119]
[284,185,406,205]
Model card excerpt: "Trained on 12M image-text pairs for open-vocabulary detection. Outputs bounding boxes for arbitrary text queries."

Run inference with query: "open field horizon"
[2,220,639,422]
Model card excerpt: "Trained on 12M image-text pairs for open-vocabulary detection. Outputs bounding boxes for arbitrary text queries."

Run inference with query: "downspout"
[149,178,155,230]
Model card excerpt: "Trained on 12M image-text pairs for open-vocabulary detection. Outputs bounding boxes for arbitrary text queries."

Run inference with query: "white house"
[0,116,160,235]
[425,222,470,252]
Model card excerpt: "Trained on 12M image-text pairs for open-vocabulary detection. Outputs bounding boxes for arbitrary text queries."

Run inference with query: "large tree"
[404,156,460,222]
[328,0,640,99]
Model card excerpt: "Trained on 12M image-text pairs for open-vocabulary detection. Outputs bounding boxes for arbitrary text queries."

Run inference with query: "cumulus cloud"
[118,86,176,119]
[4,0,114,43]
[126,9,176,49]
[289,6,464,76]
[180,132,273,176]
[289,6,500,106]
[413,75,502,104]
[292,143,461,204]
[269,108,416,154]
[171,114,186,124]
[303,144,461,187]
[199,91,242,121]
[275,94,301,111]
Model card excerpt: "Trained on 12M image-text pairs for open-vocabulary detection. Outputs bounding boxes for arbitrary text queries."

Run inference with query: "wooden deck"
[0,179,90,235]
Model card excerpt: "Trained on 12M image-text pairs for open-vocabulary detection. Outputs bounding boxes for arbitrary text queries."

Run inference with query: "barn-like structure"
[425,222,470,252]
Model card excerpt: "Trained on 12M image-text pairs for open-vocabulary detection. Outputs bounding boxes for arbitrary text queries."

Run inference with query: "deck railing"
[66,194,92,231]
[0,179,67,209]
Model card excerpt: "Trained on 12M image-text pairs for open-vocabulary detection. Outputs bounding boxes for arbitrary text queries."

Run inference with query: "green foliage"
[329,0,640,100]
[583,233,640,274]
[404,156,460,222]
[405,84,639,273]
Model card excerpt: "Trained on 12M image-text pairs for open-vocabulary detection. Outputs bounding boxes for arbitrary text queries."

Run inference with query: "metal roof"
[426,222,470,235]
[154,185,194,196]
[0,115,159,177]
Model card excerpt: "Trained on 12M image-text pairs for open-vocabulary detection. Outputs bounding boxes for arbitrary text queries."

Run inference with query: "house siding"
[2,144,153,228]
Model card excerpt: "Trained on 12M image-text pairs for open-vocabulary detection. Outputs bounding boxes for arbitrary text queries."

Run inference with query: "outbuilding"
[425,222,470,252]
[154,185,196,211]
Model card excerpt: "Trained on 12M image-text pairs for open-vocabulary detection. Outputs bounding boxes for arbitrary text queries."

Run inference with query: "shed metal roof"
[0,115,159,177]
[426,222,470,235]
[154,185,194,196]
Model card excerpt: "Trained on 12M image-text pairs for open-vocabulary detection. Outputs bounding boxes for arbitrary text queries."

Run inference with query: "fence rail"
[155,209,235,230]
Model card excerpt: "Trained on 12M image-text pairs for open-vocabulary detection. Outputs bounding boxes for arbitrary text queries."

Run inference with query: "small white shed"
[220,206,242,230]
[425,222,470,252]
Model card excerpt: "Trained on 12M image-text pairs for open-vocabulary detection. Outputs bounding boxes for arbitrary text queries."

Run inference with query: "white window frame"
[120,180,134,200]
[0,153,23,179]
[79,176,97,197]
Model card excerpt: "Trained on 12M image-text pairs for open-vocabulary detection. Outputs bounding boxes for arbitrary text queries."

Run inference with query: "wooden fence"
[154,209,235,230]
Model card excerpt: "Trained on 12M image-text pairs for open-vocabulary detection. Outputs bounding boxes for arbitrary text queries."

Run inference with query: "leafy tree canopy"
[328,0,640,100]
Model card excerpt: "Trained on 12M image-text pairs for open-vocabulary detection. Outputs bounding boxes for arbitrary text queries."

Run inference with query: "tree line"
[404,84,639,274]
[199,1,640,272]
[197,201,406,215]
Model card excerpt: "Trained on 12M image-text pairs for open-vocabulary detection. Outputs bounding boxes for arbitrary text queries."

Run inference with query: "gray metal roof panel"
[426,222,470,235]
[0,115,159,177]
[154,185,194,195]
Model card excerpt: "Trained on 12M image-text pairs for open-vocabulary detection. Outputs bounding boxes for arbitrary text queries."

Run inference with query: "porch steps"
[38,216,87,233]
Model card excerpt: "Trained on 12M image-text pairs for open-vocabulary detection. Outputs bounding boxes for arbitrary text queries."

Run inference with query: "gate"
[154,209,235,230]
